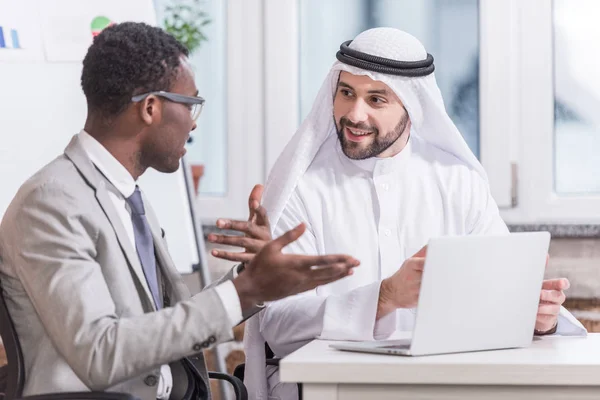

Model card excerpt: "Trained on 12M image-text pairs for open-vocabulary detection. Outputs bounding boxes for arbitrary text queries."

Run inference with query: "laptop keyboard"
[377,339,412,350]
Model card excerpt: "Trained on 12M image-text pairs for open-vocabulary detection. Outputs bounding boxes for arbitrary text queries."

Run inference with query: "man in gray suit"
[0,22,359,400]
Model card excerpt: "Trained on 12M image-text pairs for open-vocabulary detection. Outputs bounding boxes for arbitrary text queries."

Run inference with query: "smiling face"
[333,71,411,160]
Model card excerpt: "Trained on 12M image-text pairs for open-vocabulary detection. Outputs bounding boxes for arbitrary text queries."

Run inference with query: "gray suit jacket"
[0,135,252,399]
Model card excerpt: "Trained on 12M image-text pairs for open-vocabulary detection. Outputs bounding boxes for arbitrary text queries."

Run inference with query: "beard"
[335,114,409,160]
[138,134,182,174]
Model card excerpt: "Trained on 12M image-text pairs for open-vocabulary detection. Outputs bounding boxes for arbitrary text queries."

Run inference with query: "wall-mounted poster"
[0,0,45,62]
[40,0,157,62]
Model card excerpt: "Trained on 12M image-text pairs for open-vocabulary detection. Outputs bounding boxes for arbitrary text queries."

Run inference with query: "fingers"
[404,257,425,272]
[269,223,306,251]
[538,303,561,316]
[248,184,264,220]
[254,205,271,231]
[412,245,427,258]
[211,249,254,263]
[249,184,264,208]
[216,219,248,231]
[207,234,264,252]
[540,289,566,305]
[215,219,267,239]
[295,261,360,292]
[542,278,570,291]
[308,262,358,282]
[291,254,360,269]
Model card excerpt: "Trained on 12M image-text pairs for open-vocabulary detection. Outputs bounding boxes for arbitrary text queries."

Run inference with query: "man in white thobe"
[209,27,587,400]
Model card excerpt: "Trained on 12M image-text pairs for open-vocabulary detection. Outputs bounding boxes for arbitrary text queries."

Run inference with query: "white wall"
[0,63,87,218]
[0,0,201,273]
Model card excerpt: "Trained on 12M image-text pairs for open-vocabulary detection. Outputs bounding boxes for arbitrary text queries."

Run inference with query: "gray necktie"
[126,186,161,309]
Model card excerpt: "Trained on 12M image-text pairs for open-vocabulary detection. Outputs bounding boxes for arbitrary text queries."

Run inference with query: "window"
[184,0,229,197]
[265,0,600,224]
[173,0,599,222]
[498,0,600,224]
[553,0,600,195]
[264,0,515,206]
[154,0,228,196]
[155,0,265,220]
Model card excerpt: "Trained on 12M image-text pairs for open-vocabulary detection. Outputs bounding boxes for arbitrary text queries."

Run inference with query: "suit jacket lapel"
[63,135,157,311]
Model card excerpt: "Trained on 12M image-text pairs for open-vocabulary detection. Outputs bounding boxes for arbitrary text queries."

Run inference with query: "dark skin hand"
[209,184,360,311]
[208,185,271,264]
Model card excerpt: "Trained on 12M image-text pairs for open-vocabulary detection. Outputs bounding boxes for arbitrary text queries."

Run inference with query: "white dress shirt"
[259,134,587,399]
[78,131,242,399]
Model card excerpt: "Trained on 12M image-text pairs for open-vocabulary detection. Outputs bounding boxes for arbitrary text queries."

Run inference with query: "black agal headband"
[336,40,435,77]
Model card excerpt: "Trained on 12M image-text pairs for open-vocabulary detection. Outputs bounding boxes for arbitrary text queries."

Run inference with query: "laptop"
[330,232,550,356]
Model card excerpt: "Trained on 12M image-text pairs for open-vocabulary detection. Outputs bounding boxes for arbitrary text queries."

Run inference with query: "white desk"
[280,333,600,400]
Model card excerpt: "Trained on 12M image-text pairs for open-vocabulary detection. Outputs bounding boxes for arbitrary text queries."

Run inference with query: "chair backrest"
[0,282,25,399]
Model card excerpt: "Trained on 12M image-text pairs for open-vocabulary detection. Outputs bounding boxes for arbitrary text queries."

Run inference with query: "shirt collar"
[78,130,136,198]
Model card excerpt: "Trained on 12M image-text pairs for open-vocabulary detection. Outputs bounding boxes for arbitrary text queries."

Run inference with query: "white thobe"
[258,134,586,399]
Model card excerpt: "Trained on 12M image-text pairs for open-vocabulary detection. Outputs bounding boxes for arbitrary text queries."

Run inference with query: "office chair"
[233,344,302,400]
[0,283,247,400]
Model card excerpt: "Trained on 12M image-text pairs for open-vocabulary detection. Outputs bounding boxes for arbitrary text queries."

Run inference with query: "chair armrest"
[208,372,247,400]
[16,392,139,400]
[265,358,281,367]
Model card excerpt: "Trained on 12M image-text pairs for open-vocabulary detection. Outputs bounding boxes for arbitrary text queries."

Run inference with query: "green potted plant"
[163,0,211,54]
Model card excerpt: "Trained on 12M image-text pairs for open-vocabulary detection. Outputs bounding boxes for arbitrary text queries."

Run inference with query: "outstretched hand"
[208,184,271,263]
[233,223,360,309]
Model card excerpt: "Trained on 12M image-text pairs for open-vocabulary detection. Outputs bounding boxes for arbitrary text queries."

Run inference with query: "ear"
[139,95,161,126]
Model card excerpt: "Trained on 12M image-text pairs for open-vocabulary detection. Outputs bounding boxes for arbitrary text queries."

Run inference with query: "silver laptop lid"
[409,232,550,356]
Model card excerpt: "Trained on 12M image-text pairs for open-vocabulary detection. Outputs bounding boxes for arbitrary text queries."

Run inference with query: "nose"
[191,121,197,131]
[345,99,369,124]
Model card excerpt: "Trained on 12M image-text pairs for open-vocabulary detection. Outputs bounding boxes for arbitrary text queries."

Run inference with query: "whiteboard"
[0,0,203,274]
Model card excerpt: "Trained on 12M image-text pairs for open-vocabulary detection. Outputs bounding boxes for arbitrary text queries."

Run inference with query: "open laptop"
[330,232,550,356]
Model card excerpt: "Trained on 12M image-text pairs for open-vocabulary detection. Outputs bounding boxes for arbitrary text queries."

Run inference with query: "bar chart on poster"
[0,0,44,61]
[0,26,21,48]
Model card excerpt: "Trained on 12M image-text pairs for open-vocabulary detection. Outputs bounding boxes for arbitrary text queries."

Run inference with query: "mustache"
[339,117,377,133]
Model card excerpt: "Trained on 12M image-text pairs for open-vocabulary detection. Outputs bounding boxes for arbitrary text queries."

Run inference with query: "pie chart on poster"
[91,16,114,37]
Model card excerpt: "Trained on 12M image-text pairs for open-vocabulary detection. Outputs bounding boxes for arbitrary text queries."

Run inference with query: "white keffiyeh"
[243,27,486,399]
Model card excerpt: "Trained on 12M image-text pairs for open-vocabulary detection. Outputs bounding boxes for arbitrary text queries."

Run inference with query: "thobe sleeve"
[259,190,393,358]
[466,170,587,336]
[465,169,509,235]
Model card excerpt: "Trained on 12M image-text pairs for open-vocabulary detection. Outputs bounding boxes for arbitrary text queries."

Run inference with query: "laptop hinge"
[510,162,518,208]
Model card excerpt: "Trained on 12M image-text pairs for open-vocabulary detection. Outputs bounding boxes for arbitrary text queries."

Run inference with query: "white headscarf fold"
[244,27,486,399]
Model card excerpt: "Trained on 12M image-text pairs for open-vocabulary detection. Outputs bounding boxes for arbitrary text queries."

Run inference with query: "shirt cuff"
[156,364,173,400]
[214,281,243,327]
[321,281,383,340]
[232,263,244,279]
[374,310,397,340]
[554,305,588,336]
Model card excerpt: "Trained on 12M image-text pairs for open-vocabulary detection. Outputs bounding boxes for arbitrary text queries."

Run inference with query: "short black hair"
[81,22,189,118]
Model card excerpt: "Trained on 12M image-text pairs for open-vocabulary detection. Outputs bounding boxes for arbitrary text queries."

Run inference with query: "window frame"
[261,0,517,208]
[196,0,266,222]
[201,0,600,223]
[499,0,600,224]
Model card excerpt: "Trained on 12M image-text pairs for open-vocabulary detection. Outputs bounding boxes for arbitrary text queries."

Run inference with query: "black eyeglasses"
[131,91,205,121]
